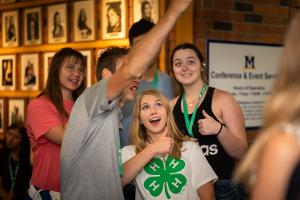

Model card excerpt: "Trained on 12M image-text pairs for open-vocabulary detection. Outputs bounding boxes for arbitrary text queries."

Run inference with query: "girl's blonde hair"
[234,12,300,187]
[130,89,190,159]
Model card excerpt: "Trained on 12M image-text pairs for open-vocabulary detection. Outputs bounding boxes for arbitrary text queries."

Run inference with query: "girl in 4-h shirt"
[122,90,217,200]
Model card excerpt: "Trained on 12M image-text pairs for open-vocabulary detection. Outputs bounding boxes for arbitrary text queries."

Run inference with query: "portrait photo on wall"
[0,99,4,133]
[43,52,55,86]
[8,99,25,126]
[1,10,19,47]
[73,0,95,42]
[24,7,42,46]
[79,50,92,87]
[133,0,159,24]
[0,55,16,91]
[102,0,126,39]
[47,3,67,44]
[20,53,39,91]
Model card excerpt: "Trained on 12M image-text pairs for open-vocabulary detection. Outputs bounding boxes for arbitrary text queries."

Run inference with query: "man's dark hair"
[96,47,129,81]
[129,19,154,46]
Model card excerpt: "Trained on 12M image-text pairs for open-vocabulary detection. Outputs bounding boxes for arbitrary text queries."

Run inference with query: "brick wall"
[167,0,300,62]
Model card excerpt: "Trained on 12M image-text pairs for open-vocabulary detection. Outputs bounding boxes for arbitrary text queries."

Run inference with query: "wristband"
[216,122,224,136]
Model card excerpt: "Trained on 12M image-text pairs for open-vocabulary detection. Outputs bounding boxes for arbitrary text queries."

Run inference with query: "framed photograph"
[43,52,55,86]
[133,0,159,24]
[24,7,42,46]
[79,50,93,87]
[102,0,126,39]
[0,99,4,133]
[20,53,39,91]
[73,0,95,42]
[47,3,67,44]
[8,99,25,126]
[0,55,16,91]
[2,11,19,47]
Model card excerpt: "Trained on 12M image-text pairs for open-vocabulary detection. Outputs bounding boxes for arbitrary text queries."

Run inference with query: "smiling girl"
[25,48,86,199]
[122,90,217,200]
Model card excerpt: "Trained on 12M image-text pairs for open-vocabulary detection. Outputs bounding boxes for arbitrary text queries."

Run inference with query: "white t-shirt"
[122,141,218,200]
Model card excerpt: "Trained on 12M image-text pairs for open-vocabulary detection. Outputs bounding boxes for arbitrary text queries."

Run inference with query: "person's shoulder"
[212,88,231,98]
[212,87,237,104]
[263,128,300,157]
[28,95,50,106]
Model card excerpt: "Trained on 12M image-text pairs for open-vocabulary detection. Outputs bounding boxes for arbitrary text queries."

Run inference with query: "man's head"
[96,47,129,81]
[129,19,154,46]
[96,47,140,104]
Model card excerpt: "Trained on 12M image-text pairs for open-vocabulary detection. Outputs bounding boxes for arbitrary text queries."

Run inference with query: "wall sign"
[207,40,282,129]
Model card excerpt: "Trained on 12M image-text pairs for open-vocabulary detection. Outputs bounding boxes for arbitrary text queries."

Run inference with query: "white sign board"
[208,40,282,128]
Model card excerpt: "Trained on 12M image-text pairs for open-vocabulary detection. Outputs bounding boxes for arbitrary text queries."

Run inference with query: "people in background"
[122,90,217,199]
[234,12,300,200]
[107,2,121,33]
[60,1,193,199]
[25,48,86,199]
[0,123,32,200]
[52,12,64,38]
[141,1,153,23]
[77,8,92,38]
[170,43,248,199]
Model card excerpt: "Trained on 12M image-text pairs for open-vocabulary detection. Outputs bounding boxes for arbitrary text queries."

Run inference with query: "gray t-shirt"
[60,79,124,200]
[120,72,174,147]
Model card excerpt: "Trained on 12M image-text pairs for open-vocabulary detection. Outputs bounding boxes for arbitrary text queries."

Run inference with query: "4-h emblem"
[143,155,187,199]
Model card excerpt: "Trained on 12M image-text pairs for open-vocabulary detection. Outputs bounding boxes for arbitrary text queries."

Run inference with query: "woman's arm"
[199,89,247,159]
[214,90,247,159]
[44,124,66,145]
[197,181,215,200]
[251,132,300,200]
[122,130,173,186]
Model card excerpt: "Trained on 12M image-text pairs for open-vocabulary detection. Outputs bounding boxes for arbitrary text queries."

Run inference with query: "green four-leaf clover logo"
[143,156,187,199]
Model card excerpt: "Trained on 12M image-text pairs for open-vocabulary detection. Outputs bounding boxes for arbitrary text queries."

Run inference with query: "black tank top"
[286,158,300,200]
[172,87,235,179]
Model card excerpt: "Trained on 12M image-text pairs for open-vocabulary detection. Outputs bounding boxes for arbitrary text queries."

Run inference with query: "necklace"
[182,84,207,137]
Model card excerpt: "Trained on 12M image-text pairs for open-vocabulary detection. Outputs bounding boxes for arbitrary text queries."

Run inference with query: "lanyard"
[182,84,207,137]
[8,154,20,192]
[152,69,159,89]
[118,141,123,177]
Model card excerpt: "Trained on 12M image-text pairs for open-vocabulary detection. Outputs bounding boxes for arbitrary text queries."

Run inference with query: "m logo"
[244,56,255,69]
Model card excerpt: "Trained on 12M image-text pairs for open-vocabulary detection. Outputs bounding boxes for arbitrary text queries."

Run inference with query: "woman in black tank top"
[170,43,248,200]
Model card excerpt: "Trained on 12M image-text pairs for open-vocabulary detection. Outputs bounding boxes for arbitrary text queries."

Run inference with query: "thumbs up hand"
[148,127,174,155]
[198,110,222,136]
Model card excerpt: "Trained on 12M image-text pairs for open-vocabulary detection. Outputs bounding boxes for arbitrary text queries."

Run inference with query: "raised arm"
[106,0,193,101]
